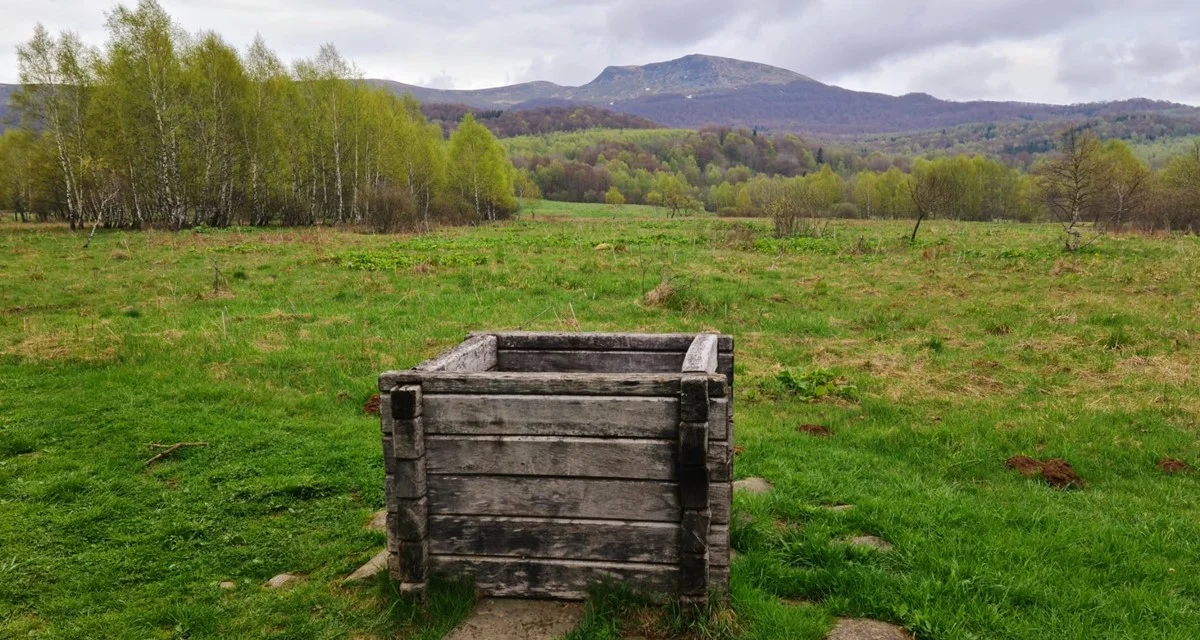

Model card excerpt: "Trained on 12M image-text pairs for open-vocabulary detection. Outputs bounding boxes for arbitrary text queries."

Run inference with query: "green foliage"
[774,367,859,402]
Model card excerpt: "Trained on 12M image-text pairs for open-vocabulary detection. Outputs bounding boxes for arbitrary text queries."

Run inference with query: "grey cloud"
[2,0,1200,104]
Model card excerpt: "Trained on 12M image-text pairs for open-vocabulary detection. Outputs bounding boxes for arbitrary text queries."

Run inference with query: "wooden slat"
[427,436,675,480]
[424,435,731,482]
[708,397,729,441]
[428,516,680,564]
[431,555,679,600]
[682,334,719,373]
[483,331,733,352]
[497,349,685,373]
[711,483,731,525]
[709,525,729,567]
[415,334,498,372]
[428,476,680,521]
[381,372,726,397]
[423,394,680,438]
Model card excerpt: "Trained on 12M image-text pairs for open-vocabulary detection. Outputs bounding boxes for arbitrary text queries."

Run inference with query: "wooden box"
[378,332,734,602]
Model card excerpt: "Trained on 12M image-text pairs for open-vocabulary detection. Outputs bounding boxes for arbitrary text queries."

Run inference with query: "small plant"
[923,336,944,352]
[775,367,858,402]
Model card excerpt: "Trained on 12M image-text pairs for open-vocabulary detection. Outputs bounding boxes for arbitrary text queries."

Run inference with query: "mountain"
[370,54,1200,138]
[369,54,814,109]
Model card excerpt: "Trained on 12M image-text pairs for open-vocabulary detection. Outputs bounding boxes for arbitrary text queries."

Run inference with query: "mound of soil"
[1005,455,1084,489]
[797,424,832,437]
[1157,457,1194,474]
[363,394,381,415]
[1004,455,1042,476]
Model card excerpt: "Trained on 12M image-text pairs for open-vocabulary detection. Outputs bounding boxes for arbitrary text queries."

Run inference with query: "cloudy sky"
[1,0,1198,105]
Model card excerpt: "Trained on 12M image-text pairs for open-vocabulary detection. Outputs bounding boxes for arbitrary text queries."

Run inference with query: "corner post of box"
[381,382,428,596]
[679,336,716,604]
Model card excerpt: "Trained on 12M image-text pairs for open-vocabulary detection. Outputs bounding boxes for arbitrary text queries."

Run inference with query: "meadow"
[2,201,1199,639]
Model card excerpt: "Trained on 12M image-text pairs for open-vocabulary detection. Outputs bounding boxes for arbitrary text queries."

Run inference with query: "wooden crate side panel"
[426,436,732,481]
[416,334,497,372]
[497,349,685,373]
[432,555,679,600]
[484,331,733,352]
[427,476,681,522]
[429,516,681,564]
[381,371,726,397]
[423,394,681,438]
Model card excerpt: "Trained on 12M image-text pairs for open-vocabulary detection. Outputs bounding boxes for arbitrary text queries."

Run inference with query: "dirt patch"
[1005,455,1043,477]
[827,618,912,640]
[1157,457,1194,475]
[1006,455,1084,488]
[363,394,381,415]
[797,424,832,437]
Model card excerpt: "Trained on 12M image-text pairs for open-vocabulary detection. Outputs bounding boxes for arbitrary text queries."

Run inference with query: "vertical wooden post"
[383,384,428,596]
[678,373,710,605]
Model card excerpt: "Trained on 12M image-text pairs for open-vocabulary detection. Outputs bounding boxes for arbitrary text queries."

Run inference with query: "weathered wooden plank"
[679,552,709,596]
[708,397,728,441]
[707,441,730,483]
[680,510,711,556]
[390,417,424,460]
[679,422,707,468]
[416,334,498,373]
[682,334,719,373]
[680,375,709,423]
[678,465,709,510]
[710,482,731,525]
[431,555,679,600]
[427,436,676,480]
[423,394,680,438]
[710,566,730,597]
[428,516,681,563]
[391,539,428,582]
[381,436,397,475]
[390,385,422,419]
[709,526,730,567]
[498,349,685,373]
[394,496,428,541]
[483,331,733,353]
[381,371,727,397]
[395,458,427,499]
[428,476,681,522]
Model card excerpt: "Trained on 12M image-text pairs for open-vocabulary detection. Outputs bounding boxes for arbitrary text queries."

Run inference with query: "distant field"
[2,213,1199,639]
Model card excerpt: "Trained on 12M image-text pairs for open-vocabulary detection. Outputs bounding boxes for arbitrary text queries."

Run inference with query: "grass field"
[3,201,1199,639]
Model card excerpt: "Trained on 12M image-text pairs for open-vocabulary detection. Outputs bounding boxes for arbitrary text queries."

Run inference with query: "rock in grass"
[733,477,773,494]
[218,581,236,590]
[264,573,300,589]
[826,618,913,640]
[846,535,893,552]
[343,549,389,583]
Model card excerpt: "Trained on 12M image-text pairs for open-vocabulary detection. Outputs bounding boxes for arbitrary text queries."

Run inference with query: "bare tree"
[1036,129,1107,251]
[907,168,953,243]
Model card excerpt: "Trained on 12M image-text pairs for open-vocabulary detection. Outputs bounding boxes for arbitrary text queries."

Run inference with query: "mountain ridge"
[369,53,1200,136]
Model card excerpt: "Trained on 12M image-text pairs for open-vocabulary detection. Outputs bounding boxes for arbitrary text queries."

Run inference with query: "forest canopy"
[0,0,516,231]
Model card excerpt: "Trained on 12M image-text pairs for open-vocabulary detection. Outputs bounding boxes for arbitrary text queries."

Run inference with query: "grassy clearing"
[2,208,1199,639]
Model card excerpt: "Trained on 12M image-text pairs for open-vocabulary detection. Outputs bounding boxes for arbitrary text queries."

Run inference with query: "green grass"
[2,214,1199,639]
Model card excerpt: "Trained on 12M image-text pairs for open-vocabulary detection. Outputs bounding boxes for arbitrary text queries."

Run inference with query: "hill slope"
[370,54,1200,137]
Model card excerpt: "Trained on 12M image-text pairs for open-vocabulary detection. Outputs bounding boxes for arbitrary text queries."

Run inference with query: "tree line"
[506,125,1200,238]
[0,0,516,231]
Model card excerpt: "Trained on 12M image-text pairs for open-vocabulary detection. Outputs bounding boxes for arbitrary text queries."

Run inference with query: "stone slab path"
[826,618,913,639]
[443,599,584,640]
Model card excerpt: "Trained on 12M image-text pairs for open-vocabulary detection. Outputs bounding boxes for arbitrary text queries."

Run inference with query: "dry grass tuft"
[643,280,675,306]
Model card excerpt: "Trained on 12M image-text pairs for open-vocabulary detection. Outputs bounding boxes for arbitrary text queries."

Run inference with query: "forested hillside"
[420,103,661,137]
[0,2,515,230]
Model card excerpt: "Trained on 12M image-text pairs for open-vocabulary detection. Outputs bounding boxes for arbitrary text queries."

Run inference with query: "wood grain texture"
[427,436,676,480]
[380,371,705,396]
[708,397,729,441]
[709,526,730,567]
[431,555,679,600]
[680,375,709,423]
[428,476,681,522]
[423,394,680,438]
[497,349,685,373]
[482,331,733,352]
[681,334,719,373]
[428,516,681,563]
[710,483,731,525]
[389,385,422,419]
[394,458,427,500]
[394,496,428,542]
[679,552,709,596]
[680,510,711,555]
[390,417,424,460]
[415,334,498,373]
